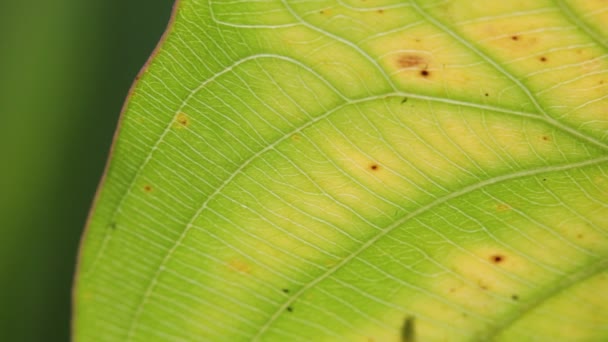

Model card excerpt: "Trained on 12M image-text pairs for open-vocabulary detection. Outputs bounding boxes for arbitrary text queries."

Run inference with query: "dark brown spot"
[511,295,519,301]
[370,164,379,171]
[491,254,505,264]
[287,307,293,312]
[397,54,425,68]
[484,93,489,97]
[511,35,519,41]
[143,185,153,193]
[420,70,430,77]
[541,135,550,141]
[540,56,547,62]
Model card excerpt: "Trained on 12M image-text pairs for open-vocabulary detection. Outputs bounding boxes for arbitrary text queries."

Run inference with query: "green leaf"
[74,1,608,341]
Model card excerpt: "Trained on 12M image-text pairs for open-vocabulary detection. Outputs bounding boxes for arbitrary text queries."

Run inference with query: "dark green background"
[0,1,173,340]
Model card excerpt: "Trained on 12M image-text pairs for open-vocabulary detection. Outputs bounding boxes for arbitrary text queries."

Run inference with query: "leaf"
[73,1,608,341]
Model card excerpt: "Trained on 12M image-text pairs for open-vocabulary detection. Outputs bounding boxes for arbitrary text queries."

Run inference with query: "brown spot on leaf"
[143,185,153,193]
[511,35,519,41]
[377,9,384,14]
[420,70,430,77]
[490,254,505,264]
[512,294,519,301]
[370,163,380,171]
[287,306,294,312]
[175,112,189,128]
[397,54,426,68]
[541,135,550,141]
[540,56,547,62]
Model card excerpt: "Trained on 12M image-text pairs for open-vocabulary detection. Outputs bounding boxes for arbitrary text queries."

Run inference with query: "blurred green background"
[0,0,173,340]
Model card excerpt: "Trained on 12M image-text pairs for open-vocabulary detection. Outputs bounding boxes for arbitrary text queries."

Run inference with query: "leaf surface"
[74,1,608,341]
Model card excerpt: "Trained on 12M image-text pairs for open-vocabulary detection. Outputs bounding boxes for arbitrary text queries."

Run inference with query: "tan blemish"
[541,135,551,142]
[369,163,380,171]
[291,134,301,141]
[397,54,426,68]
[175,112,189,128]
[496,203,510,212]
[539,56,547,62]
[377,9,384,14]
[227,259,251,273]
[143,185,153,193]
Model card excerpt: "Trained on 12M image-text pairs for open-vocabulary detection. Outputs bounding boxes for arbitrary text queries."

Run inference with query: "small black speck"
[542,178,547,182]
[401,97,408,104]
[282,289,290,294]
[484,93,489,97]
[287,307,293,312]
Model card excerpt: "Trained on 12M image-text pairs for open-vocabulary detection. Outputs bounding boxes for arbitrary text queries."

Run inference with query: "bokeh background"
[0,1,174,340]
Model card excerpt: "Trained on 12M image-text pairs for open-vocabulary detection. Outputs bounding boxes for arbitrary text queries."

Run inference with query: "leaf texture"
[74,1,608,341]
